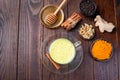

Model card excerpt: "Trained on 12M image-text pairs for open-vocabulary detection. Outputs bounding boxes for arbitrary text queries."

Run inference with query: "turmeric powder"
[91,39,112,60]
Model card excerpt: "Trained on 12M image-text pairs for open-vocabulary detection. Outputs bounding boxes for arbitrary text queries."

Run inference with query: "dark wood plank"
[18,0,43,80]
[17,0,120,80]
[42,1,69,80]
[42,0,69,80]
[67,0,94,80]
[115,0,120,80]
[0,0,19,80]
[92,0,118,80]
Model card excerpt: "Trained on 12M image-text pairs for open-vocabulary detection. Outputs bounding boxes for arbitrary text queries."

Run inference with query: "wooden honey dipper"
[45,0,67,25]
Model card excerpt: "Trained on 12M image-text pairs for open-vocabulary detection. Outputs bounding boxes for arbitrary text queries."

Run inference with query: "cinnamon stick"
[61,12,82,31]
[61,13,77,27]
[45,52,60,70]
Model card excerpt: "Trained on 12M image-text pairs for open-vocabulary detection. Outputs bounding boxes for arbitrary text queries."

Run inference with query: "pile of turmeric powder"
[91,39,112,60]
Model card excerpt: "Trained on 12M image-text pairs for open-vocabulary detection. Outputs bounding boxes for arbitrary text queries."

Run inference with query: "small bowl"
[39,4,64,28]
[90,39,113,61]
[79,0,97,16]
[78,23,95,40]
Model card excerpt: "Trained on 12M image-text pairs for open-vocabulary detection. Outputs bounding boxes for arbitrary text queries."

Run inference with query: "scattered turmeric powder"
[91,39,112,60]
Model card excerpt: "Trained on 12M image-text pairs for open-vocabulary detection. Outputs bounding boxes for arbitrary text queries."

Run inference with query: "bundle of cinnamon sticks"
[61,12,82,31]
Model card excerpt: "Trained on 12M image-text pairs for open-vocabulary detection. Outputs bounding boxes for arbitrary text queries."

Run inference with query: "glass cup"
[41,33,83,74]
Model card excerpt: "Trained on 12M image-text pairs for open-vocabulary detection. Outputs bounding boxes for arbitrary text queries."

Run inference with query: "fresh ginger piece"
[94,15,115,33]
[104,23,115,32]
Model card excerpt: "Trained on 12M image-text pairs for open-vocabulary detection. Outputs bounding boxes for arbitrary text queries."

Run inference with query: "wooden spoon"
[45,0,67,25]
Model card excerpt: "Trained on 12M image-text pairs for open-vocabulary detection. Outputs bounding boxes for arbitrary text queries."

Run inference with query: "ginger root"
[94,15,115,33]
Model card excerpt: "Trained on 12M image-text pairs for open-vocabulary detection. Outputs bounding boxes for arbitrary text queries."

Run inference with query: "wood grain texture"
[115,0,120,80]
[67,0,94,80]
[42,0,69,80]
[0,0,19,80]
[0,0,120,80]
[93,0,118,80]
[18,0,43,80]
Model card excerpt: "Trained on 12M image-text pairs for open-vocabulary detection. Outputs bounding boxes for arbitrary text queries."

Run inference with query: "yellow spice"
[92,40,112,60]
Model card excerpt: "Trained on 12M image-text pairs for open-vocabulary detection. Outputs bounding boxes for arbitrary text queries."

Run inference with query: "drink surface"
[49,38,76,64]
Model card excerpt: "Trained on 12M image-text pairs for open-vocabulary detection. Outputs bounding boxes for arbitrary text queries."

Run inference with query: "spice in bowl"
[79,0,97,16]
[79,23,95,40]
[91,39,113,61]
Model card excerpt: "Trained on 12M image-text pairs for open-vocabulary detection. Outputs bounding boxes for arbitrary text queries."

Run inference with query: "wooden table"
[0,0,120,80]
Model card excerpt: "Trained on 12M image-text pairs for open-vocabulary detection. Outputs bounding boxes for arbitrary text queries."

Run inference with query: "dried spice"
[79,0,96,16]
[79,23,95,39]
[91,39,112,60]
[61,12,82,31]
